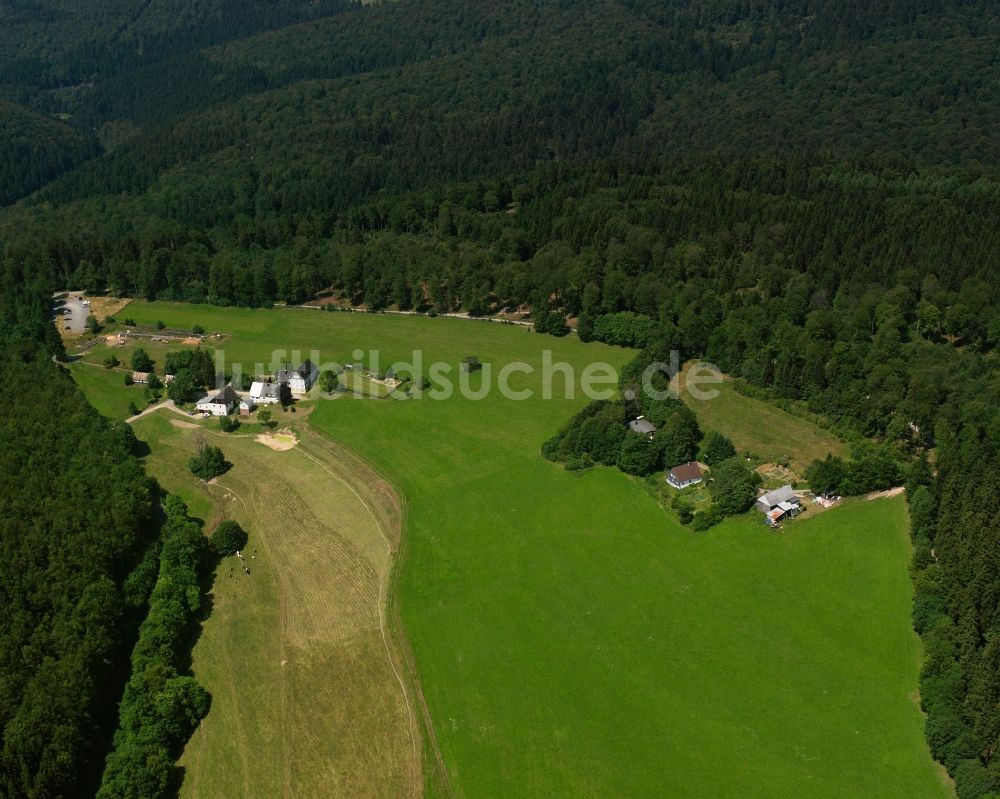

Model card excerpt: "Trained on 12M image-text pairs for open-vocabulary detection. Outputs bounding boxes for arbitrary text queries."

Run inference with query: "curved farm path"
[160,415,422,799]
[292,440,418,765]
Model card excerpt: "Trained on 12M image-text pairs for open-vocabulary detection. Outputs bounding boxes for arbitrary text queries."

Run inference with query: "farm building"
[756,485,803,525]
[131,371,150,384]
[277,360,317,395]
[755,484,798,513]
[196,385,238,416]
[766,501,803,527]
[239,399,255,416]
[249,381,282,404]
[666,462,704,489]
[628,416,657,438]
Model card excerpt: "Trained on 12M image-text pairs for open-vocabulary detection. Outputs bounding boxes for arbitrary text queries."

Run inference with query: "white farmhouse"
[196,385,238,416]
[276,360,317,395]
[249,381,282,404]
[666,462,704,489]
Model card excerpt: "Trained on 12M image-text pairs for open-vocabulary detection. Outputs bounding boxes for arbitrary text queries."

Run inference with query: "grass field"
[68,360,150,419]
[128,411,420,798]
[74,301,948,799]
[680,363,849,475]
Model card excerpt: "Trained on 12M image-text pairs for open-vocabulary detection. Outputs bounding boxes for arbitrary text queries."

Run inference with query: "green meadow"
[81,302,948,799]
[680,364,849,475]
[128,413,418,798]
[67,360,150,419]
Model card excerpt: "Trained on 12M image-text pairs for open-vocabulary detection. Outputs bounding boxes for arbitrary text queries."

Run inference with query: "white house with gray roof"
[196,385,238,416]
[276,360,317,395]
[249,381,282,404]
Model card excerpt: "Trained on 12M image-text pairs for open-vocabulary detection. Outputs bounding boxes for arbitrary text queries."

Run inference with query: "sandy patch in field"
[867,486,905,501]
[88,296,131,322]
[181,336,201,346]
[256,429,298,450]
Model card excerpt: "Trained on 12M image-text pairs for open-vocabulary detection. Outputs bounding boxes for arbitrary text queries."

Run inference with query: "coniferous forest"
[0,283,158,797]
[2,0,1000,796]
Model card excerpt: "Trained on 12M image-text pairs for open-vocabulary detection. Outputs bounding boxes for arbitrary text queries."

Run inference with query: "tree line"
[0,318,158,796]
[4,0,1000,209]
[96,496,211,799]
[0,265,212,797]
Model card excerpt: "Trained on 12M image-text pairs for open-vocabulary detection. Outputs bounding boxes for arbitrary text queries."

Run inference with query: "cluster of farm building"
[132,360,318,417]
[629,414,805,527]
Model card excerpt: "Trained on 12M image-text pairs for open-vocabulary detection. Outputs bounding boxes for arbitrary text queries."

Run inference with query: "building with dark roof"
[666,461,704,489]
[196,385,238,416]
[276,360,317,394]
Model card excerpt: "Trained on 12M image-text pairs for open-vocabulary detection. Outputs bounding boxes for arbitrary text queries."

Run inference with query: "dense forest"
[0,101,96,204]
[0,280,157,797]
[2,0,1000,795]
[0,251,208,797]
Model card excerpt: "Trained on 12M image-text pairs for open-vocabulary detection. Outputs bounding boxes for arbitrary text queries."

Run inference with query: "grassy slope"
[67,361,149,419]
[681,367,849,474]
[107,302,946,798]
[128,411,417,798]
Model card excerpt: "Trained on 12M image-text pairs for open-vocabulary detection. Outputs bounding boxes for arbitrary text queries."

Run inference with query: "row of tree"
[96,496,211,799]
[0,260,221,797]
[906,407,1000,797]
[805,448,904,497]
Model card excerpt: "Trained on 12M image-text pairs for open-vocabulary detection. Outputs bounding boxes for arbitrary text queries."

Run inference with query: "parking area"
[53,294,91,334]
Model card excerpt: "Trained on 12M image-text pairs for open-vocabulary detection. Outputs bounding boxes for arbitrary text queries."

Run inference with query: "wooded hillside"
[0,328,158,796]
[1,0,1000,795]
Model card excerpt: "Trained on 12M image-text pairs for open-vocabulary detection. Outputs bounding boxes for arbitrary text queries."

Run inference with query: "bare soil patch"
[89,296,131,322]
[867,486,905,501]
[255,429,298,450]
[756,462,799,485]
